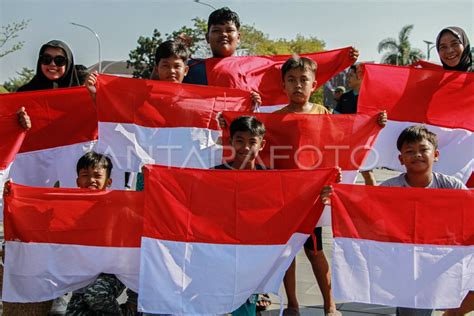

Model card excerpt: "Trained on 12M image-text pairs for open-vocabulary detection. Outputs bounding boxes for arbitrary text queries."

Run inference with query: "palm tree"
[378,25,425,65]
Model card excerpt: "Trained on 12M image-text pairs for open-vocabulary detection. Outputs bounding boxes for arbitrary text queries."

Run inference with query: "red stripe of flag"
[358,64,474,131]
[206,47,354,106]
[221,112,381,170]
[331,183,474,246]
[0,87,98,152]
[97,75,252,130]
[143,165,337,244]
[4,183,144,247]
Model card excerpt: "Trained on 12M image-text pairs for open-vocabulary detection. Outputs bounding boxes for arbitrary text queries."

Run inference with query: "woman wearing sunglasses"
[17,39,80,92]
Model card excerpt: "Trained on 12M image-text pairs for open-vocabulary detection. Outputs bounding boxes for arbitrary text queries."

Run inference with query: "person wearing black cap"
[17,39,80,92]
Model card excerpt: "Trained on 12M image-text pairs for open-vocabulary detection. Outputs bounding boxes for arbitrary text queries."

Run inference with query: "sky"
[0,0,472,82]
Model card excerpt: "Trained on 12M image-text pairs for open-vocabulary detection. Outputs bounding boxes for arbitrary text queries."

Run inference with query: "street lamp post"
[194,0,216,10]
[70,22,102,73]
[423,40,435,61]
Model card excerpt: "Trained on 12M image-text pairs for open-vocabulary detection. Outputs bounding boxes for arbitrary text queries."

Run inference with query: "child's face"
[398,139,439,174]
[282,68,317,105]
[230,131,266,165]
[76,166,112,190]
[40,47,67,81]
[155,56,189,83]
[206,21,240,57]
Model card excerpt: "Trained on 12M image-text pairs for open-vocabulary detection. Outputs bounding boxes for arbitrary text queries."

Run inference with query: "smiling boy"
[381,125,466,316]
[67,152,128,316]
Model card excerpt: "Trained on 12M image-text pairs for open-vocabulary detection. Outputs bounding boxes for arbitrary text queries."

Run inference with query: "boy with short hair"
[378,125,466,316]
[277,55,387,316]
[322,125,468,316]
[86,39,191,100]
[214,115,266,171]
[66,151,127,315]
[149,39,190,82]
[184,7,262,108]
[213,115,267,315]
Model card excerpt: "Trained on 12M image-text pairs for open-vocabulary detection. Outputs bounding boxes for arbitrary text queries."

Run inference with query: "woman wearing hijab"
[436,26,472,72]
[17,39,80,92]
[437,26,474,316]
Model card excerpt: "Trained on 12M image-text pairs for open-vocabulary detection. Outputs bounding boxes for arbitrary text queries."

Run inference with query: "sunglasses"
[39,54,67,67]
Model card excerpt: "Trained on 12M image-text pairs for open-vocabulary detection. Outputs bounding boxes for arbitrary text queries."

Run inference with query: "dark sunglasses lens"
[40,55,67,66]
[53,56,67,66]
[39,55,53,65]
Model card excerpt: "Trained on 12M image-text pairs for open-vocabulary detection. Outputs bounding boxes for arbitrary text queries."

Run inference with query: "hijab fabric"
[436,26,473,72]
[17,40,80,92]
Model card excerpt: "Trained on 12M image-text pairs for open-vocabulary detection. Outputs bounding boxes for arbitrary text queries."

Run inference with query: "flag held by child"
[330,183,474,309]
[138,165,338,314]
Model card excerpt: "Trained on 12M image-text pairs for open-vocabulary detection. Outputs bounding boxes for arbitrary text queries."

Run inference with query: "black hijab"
[436,27,473,72]
[17,40,80,92]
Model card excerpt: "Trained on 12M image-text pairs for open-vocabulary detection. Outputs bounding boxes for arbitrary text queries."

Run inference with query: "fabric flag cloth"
[330,183,474,309]
[221,111,381,183]
[0,113,26,180]
[357,64,474,185]
[2,183,144,302]
[138,165,338,314]
[410,60,444,70]
[0,88,117,188]
[96,75,252,172]
[0,113,27,213]
[187,47,353,106]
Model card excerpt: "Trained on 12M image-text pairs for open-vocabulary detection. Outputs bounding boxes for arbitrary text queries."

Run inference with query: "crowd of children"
[6,5,473,316]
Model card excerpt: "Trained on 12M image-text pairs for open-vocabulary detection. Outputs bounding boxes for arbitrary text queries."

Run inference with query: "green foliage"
[0,20,30,58]
[378,24,424,65]
[3,67,34,92]
[127,29,162,79]
[0,85,9,93]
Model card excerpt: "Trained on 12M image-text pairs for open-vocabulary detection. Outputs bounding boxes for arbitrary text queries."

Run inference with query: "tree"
[378,24,424,65]
[127,29,163,79]
[3,67,34,92]
[0,20,30,58]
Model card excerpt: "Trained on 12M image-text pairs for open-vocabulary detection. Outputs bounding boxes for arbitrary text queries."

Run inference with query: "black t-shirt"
[335,90,358,114]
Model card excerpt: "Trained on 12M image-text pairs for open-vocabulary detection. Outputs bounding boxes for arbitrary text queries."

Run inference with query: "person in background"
[75,64,89,85]
[334,63,378,185]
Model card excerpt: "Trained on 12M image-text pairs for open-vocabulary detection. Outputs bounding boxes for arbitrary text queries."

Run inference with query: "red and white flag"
[357,64,474,185]
[2,183,144,302]
[0,88,115,188]
[138,165,337,314]
[221,111,381,226]
[0,112,27,212]
[331,183,474,309]
[204,47,354,106]
[96,75,252,172]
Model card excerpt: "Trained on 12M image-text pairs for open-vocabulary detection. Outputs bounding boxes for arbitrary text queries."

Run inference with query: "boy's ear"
[259,139,266,151]
[184,65,189,77]
[76,178,79,187]
[311,79,318,92]
[434,149,440,162]
[398,154,404,166]
[205,32,210,43]
[106,178,112,188]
